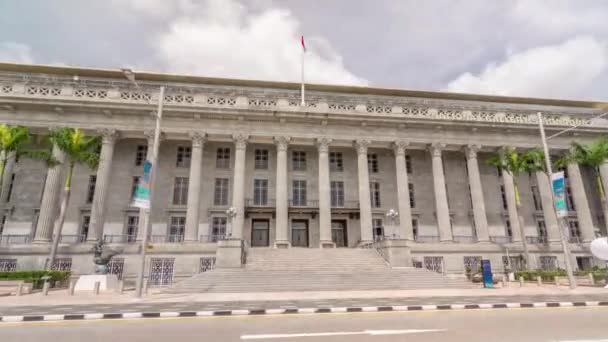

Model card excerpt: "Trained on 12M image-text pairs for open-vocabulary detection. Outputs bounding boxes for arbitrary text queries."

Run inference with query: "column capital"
[273,136,290,152]
[316,137,332,153]
[428,142,446,158]
[144,130,165,146]
[463,144,481,160]
[98,128,119,144]
[353,139,371,155]
[232,133,249,150]
[393,140,410,156]
[189,131,207,148]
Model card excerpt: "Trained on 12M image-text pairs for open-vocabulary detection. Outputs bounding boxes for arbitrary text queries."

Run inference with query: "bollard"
[16,283,24,296]
[588,273,595,286]
[118,280,124,294]
[555,276,560,287]
[42,281,50,296]
[68,279,76,296]
[537,276,542,286]
[93,281,100,295]
[519,276,524,287]
[143,279,149,295]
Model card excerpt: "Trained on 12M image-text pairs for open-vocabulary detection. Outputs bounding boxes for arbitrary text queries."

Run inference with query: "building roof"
[0,62,606,110]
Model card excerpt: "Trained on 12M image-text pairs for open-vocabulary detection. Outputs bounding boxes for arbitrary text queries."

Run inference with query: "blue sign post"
[552,171,567,218]
[481,259,494,288]
[132,160,152,209]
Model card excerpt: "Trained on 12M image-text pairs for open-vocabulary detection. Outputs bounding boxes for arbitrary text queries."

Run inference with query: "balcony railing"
[331,200,360,209]
[0,234,32,245]
[150,234,184,243]
[415,235,440,243]
[289,199,319,208]
[490,236,512,244]
[103,234,137,244]
[525,236,549,244]
[245,199,276,207]
[199,234,229,242]
[568,236,583,243]
[59,234,87,244]
[453,235,477,243]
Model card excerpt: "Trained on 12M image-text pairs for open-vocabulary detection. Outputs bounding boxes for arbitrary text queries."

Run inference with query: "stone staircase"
[166,248,474,293]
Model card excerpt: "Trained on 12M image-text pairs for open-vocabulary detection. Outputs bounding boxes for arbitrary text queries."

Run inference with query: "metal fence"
[0,234,31,245]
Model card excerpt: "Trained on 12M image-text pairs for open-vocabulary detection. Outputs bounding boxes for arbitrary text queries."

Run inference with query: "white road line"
[557,339,608,342]
[241,329,445,339]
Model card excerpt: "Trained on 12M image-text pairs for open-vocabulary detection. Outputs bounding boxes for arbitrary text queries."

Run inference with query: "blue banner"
[552,171,567,218]
[481,259,493,288]
[132,160,152,209]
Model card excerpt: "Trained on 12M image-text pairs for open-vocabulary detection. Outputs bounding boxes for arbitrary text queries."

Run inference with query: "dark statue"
[93,240,121,274]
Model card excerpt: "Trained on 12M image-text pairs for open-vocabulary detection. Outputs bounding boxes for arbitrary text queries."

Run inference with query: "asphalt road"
[0,306,607,342]
[1,294,607,316]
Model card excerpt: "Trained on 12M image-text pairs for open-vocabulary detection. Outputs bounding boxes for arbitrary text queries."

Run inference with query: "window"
[330,181,344,207]
[200,257,217,273]
[373,218,384,240]
[576,256,593,271]
[292,180,307,206]
[214,178,229,206]
[135,145,147,166]
[126,215,138,243]
[292,151,307,171]
[176,146,192,168]
[537,220,547,243]
[86,175,96,204]
[568,220,582,242]
[409,183,415,208]
[329,152,343,172]
[51,258,72,271]
[172,177,189,205]
[108,258,124,280]
[0,215,5,235]
[505,219,513,238]
[0,259,17,272]
[368,154,378,173]
[211,217,227,241]
[370,182,381,208]
[79,215,90,240]
[5,173,15,202]
[531,185,543,211]
[500,185,508,210]
[424,256,444,273]
[503,255,523,271]
[149,258,174,286]
[539,256,558,270]
[216,148,231,169]
[255,149,269,170]
[464,256,482,274]
[169,216,186,242]
[566,185,576,211]
[406,155,412,174]
[131,176,140,201]
[253,179,268,206]
[412,219,419,239]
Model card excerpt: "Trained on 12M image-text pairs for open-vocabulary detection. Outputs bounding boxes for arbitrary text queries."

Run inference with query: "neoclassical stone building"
[0,63,606,285]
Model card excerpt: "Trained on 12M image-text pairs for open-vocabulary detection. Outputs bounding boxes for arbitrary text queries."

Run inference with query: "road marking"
[241,329,445,339]
[557,339,608,342]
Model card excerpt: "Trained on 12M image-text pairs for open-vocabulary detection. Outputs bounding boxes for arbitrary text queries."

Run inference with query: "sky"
[0,0,607,100]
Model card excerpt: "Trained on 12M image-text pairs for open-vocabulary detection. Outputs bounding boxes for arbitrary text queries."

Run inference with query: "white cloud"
[119,0,366,85]
[0,42,34,64]
[445,36,608,99]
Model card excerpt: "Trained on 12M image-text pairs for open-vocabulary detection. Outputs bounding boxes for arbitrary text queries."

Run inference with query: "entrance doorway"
[291,220,309,247]
[251,219,270,247]
[331,220,348,247]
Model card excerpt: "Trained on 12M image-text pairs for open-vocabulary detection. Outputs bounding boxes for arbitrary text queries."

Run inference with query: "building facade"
[0,63,607,284]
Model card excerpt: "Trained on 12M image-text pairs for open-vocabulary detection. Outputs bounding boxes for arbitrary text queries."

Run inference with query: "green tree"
[488,147,546,268]
[47,128,101,269]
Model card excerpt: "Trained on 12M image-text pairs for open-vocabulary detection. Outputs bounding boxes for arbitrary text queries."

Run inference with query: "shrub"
[0,270,71,289]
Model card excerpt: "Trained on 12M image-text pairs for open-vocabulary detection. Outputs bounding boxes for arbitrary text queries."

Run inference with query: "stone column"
[355,139,373,244]
[393,141,413,241]
[184,132,206,242]
[230,133,248,240]
[316,138,334,248]
[598,162,608,232]
[429,143,452,242]
[0,151,16,203]
[274,136,290,248]
[88,129,118,242]
[33,145,66,243]
[464,145,489,242]
[567,162,596,242]
[502,170,522,242]
[535,171,560,242]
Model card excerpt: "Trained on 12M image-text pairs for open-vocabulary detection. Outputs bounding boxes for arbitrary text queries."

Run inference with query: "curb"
[1,301,607,323]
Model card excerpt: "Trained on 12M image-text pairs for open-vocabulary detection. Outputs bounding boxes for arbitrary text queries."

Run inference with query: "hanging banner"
[481,259,494,288]
[552,171,567,218]
[132,160,152,209]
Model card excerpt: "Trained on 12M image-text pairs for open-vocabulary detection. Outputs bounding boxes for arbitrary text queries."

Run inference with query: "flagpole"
[300,47,305,106]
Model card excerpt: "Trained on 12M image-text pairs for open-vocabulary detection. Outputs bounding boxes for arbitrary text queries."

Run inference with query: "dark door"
[291,220,309,247]
[251,219,270,247]
[331,220,348,247]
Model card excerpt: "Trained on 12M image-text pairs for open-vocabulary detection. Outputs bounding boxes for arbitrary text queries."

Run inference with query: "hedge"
[0,271,71,289]
[515,268,607,282]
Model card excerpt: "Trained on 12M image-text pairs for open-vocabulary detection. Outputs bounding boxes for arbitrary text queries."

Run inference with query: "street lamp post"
[537,111,577,289]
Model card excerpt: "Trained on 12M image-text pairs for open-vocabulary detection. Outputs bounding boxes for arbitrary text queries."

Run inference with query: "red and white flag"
[301,36,306,52]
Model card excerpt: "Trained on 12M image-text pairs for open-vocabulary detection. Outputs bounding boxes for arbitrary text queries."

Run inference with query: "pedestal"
[74,274,119,292]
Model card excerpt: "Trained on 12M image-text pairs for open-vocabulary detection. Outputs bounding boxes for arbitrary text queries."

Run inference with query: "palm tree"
[488,147,546,268]
[47,128,101,270]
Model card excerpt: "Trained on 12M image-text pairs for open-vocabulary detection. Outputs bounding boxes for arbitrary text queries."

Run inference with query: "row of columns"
[27,130,598,245]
